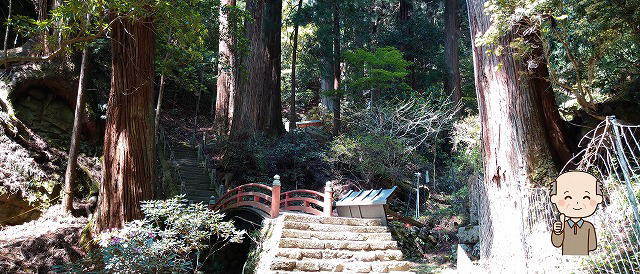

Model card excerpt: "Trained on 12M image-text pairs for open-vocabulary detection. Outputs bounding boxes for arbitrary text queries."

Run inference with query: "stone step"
[179,175,211,182]
[281,229,394,242]
[270,258,412,272]
[278,238,398,251]
[283,221,388,233]
[183,185,214,191]
[283,214,383,227]
[276,248,404,261]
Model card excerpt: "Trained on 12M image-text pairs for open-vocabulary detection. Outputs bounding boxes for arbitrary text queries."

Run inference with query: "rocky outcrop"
[456,225,479,244]
[255,214,416,273]
[456,225,480,261]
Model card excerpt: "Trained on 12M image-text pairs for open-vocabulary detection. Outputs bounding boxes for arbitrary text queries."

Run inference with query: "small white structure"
[335,186,397,226]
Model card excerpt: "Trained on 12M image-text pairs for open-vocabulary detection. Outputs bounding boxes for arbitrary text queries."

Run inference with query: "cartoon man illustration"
[550,171,603,255]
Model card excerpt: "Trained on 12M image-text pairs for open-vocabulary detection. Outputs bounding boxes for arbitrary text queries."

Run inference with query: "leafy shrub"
[56,196,244,273]
[328,134,425,188]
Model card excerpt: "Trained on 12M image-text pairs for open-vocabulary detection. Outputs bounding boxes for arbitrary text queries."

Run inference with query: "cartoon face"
[550,172,603,218]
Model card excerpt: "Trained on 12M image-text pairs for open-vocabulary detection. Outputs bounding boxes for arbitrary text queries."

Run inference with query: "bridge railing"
[210,175,333,218]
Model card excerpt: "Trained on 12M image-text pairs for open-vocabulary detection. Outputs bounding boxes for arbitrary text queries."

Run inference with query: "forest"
[0,0,639,273]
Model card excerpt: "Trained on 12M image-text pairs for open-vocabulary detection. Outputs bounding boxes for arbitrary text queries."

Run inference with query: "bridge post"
[324,181,333,216]
[271,175,281,218]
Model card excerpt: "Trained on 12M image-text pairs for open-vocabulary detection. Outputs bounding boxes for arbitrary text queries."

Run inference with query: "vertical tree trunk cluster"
[95,15,155,233]
[467,0,558,269]
[215,0,236,135]
[231,0,284,137]
[444,0,461,104]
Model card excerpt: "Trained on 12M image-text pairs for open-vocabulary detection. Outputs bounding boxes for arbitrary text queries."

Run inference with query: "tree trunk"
[332,0,341,136]
[36,0,50,53]
[95,15,155,233]
[444,0,461,104]
[467,0,557,269]
[515,23,574,166]
[62,40,89,214]
[215,0,237,135]
[154,73,165,143]
[399,0,415,90]
[231,0,284,137]
[4,0,12,70]
[288,0,303,131]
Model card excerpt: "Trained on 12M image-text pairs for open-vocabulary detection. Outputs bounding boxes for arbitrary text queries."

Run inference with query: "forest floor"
[0,204,87,272]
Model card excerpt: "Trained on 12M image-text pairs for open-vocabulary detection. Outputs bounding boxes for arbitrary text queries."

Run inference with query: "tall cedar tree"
[467,0,559,268]
[95,15,155,233]
[231,0,284,137]
[331,0,341,136]
[444,0,461,104]
[215,0,236,134]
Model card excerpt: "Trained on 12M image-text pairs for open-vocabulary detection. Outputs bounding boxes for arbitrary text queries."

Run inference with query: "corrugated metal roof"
[336,186,397,206]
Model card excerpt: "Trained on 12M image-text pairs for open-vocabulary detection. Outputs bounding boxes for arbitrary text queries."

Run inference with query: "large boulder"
[457,225,479,244]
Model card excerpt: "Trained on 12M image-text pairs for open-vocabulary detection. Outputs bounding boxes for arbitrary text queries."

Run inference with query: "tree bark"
[95,15,155,233]
[288,0,303,131]
[62,40,89,214]
[215,0,236,135]
[331,0,341,136]
[231,0,284,137]
[154,73,165,143]
[467,0,557,269]
[444,0,462,104]
[515,23,574,166]
[4,0,12,71]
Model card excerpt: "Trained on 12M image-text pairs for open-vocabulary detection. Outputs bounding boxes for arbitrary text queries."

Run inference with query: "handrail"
[210,177,334,218]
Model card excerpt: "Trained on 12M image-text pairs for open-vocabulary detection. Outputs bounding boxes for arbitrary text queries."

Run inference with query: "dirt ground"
[0,204,87,273]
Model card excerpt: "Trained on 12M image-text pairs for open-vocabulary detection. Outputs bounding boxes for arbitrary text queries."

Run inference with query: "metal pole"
[608,116,640,235]
[415,172,421,219]
[425,170,430,190]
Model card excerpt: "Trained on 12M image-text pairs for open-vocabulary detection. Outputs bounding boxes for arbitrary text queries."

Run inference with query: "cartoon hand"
[553,213,565,234]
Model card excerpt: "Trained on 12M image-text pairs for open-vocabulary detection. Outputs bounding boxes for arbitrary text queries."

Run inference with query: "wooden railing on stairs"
[210,175,333,218]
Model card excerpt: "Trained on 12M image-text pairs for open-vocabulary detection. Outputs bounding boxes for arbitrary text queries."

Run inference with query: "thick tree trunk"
[215,0,236,135]
[95,15,155,233]
[231,0,284,137]
[467,0,557,269]
[444,0,461,104]
[62,42,89,214]
[515,23,573,165]
[332,1,341,136]
[288,0,303,131]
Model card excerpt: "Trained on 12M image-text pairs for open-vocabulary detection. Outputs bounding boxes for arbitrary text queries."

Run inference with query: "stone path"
[171,144,215,204]
[259,214,416,273]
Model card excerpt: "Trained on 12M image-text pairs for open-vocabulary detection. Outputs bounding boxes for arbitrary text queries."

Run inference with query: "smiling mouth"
[573,207,582,210]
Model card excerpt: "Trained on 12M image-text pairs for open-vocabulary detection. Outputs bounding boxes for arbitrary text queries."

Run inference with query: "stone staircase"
[257,214,415,273]
[171,144,214,204]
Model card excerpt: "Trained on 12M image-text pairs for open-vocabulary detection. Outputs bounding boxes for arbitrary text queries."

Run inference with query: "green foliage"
[55,196,244,273]
[328,134,425,188]
[343,46,412,97]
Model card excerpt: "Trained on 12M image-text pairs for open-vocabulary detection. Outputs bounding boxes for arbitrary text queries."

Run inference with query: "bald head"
[550,171,603,218]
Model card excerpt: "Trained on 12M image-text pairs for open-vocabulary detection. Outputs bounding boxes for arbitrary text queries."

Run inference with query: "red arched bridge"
[209,175,334,218]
